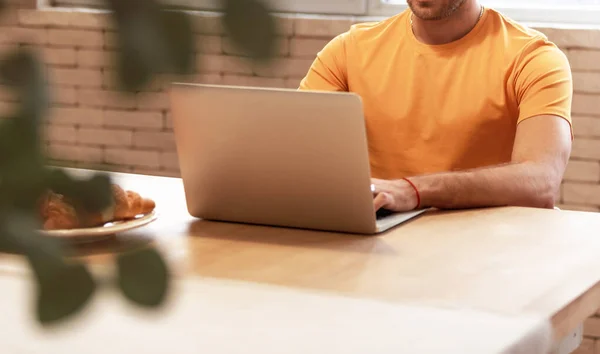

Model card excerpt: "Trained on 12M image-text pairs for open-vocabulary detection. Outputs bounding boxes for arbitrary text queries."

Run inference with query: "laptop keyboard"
[376,208,395,220]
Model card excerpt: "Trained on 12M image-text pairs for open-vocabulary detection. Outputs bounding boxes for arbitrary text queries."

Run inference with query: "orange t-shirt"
[298,8,573,179]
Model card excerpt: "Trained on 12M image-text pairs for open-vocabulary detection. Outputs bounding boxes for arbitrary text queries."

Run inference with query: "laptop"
[169,83,428,234]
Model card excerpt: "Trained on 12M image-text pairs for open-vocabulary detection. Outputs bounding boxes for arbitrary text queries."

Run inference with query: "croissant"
[40,184,156,230]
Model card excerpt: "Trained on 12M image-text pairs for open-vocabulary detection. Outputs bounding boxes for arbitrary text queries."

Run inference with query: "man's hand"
[372,178,419,212]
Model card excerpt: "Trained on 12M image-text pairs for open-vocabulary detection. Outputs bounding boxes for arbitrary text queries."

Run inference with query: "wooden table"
[2,169,600,353]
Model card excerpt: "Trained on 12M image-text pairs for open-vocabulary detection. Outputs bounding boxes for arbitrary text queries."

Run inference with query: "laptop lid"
[170,83,378,234]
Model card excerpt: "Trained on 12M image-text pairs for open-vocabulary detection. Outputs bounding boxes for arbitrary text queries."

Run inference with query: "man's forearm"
[410,162,560,210]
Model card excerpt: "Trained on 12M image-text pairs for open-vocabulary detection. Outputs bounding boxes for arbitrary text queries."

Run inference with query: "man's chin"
[408,5,446,21]
[411,11,446,21]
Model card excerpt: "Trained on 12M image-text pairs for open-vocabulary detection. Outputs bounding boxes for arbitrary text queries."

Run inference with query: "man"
[299,0,573,213]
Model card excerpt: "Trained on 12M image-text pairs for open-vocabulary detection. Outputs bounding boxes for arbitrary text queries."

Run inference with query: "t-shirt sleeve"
[514,41,573,129]
[298,32,349,91]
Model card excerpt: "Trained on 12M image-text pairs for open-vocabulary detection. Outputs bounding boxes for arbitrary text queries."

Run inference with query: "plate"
[40,211,158,242]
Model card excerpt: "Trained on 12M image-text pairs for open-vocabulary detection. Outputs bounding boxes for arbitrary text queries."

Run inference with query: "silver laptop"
[169,83,428,234]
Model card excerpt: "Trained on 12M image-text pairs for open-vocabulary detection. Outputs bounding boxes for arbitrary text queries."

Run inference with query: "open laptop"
[169,83,428,234]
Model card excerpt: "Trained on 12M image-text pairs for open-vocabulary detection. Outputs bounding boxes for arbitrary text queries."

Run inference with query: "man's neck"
[411,1,483,45]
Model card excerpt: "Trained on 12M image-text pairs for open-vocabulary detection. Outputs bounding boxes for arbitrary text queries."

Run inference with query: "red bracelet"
[402,177,421,210]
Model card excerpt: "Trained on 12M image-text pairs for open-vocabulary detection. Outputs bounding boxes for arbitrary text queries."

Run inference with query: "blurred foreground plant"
[0,0,276,325]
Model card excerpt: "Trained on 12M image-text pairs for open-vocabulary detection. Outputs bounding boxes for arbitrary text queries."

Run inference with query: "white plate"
[40,211,158,242]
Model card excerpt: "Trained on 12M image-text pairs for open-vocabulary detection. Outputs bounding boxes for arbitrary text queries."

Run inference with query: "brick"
[45,124,76,143]
[47,143,103,163]
[219,55,254,75]
[5,0,35,8]
[574,72,600,94]
[285,77,302,89]
[103,110,163,130]
[277,38,291,56]
[195,74,222,85]
[67,10,112,30]
[191,14,224,35]
[105,148,160,169]
[221,39,251,57]
[77,88,137,109]
[0,85,19,102]
[50,86,77,105]
[569,50,600,71]
[199,54,224,73]
[294,16,352,37]
[196,35,222,54]
[133,131,176,151]
[222,75,286,88]
[42,47,76,66]
[0,44,18,56]
[556,204,599,212]
[18,9,73,27]
[572,138,600,160]
[48,107,103,127]
[564,160,600,182]
[538,27,600,49]
[274,15,295,36]
[253,57,313,78]
[102,70,118,90]
[199,55,253,75]
[573,338,595,354]
[102,70,164,92]
[0,101,17,117]
[137,92,170,111]
[104,31,119,49]
[77,127,132,147]
[574,116,600,138]
[585,317,600,337]
[284,58,314,77]
[290,38,329,58]
[141,77,168,92]
[223,37,290,57]
[164,112,173,129]
[160,151,179,170]
[0,27,45,45]
[18,9,110,29]
[0,7,19,26]
[77,49,115,68]
[352,16,382,26]
[563,182,600,205]
[144,77,167,92]
[48,68,103,87]
[47,29,103,48]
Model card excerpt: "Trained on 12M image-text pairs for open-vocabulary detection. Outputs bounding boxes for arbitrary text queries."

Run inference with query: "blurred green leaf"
[3,211,64,260]
[32,258,96,325]
[222,0,278,61]
[117,42,153,92]
[0,47,48,129]
[2,211,93,325]
[107,0,167,91]
[117,248,169,307]
[46,169,113,214]
[106,0,193,91]
[160,10,194,75]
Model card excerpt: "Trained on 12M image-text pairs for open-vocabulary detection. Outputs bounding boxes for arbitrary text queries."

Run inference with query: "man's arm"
[373,114,571,210]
